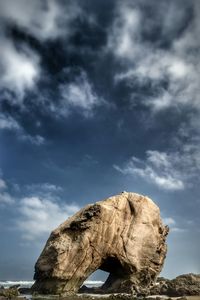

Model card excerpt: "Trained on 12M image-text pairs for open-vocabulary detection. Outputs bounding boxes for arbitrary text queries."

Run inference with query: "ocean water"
[0,280,104,288]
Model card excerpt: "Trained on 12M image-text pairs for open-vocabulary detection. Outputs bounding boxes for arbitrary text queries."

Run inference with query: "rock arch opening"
[79,256,132,294]
[81,269,108,290]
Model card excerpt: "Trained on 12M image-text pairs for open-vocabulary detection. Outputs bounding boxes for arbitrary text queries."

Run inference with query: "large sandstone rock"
[32,192,168,295]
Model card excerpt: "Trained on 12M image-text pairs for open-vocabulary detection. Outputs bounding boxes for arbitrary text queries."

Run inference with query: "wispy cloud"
[0,113,21,130]
[115,143,200,191]
[0,37,40,99]
[0,178,7,190]
[14,180,79,241]
[0,0,82,102]
[0,0,86,133]
[163,217,176,226]
[0,174,15,205]
[19,134,45,146]
[109,1,200,113]
[0,175,79,240]
[114,150,184,191]
[59,70,102,117]
[163,216,187,233]
[0,0,103,143]
[17,196,79,241]
[110,1,200,191]
[0,112,45,146]
[0,0,81,42]
[26,182,63,193]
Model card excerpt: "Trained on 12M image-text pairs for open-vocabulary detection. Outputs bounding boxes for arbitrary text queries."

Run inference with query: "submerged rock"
[32,192,168,295]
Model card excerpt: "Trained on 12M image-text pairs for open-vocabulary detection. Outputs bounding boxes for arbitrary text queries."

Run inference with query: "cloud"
[109,0,200,113]
[26,182,62,193]
[0,0,81,42]
[17,196,80,241]
[163,216,187,233]
[59,70,102,117]
[114,150,184,191]
[0,112,45,146]
[0,0,82,106]
[25,182,63,199]
[0,113,21,130]
[0,178,7,190]
[0,37,40,99]
[0,174,15,205]
[163,217,176,226]
[107,3,141,60]
[0,0,110,152]
[110,1,200,193]
[16,180,79,241]
[115,144,200,190]
[170,227,186,233]
[19,133,45,146]
[0,192,14,205]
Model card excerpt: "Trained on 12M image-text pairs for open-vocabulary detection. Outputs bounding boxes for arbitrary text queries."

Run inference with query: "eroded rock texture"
[150,274,200,296]
[32,192,168,295]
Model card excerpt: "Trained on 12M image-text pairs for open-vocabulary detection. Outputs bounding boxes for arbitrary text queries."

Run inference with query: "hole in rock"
[80,256,129,293]
[84,270,109,288]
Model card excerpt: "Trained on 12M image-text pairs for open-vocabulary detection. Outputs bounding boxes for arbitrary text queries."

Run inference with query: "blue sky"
[0,0,200,280]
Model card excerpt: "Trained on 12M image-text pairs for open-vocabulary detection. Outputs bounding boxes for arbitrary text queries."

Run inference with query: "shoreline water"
[1,279,200,300]
[0,280,104,288]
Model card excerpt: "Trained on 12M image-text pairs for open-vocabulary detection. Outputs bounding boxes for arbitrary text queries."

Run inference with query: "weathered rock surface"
[32,192,168,295]
[150,274,200,296]
[0,286,19,299]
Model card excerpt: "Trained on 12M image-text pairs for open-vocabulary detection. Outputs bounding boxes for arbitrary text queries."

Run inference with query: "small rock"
[0,287,19,298]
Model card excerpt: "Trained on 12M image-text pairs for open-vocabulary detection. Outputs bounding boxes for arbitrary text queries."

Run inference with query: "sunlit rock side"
[32,192,169,295]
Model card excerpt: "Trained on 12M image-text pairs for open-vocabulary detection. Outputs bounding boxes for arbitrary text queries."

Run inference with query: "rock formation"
[0,286,19,299]
[32,192,169,295]
[150,273,200,296]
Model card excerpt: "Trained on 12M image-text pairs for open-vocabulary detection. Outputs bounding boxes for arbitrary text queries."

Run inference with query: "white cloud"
[17,196,80,241]
[0,113,45,146]
[0,175,15,205]
[0,113,20,130]
[0,178,7,190]
[163,217,176,226]
[108,4,141,59]
[20,134,45,146]
[26,183,62,193]
[163,216,187,233]
[115,144,200,190]
[0,0,81,42]
[0,0,81,102]
[110,1,200,190]
[109,1,200,113]
[0,38,40,99]
[170,227,186,233]
[59,71,101,117]
[114,150,185,191]
[0,192,14,205]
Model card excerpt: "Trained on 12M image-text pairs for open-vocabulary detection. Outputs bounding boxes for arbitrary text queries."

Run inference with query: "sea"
[0,280,105,300]
[0,280,104,288]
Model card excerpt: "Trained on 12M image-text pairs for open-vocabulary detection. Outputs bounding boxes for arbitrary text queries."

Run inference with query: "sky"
[0,0,200,281]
